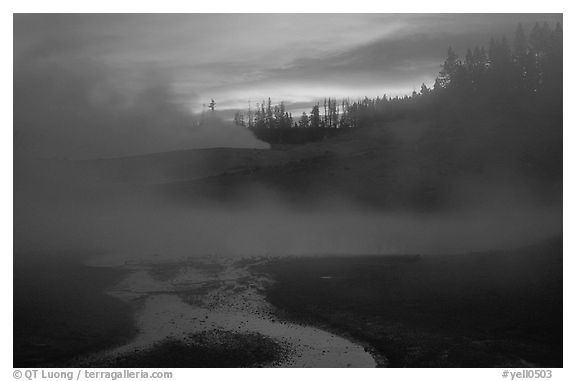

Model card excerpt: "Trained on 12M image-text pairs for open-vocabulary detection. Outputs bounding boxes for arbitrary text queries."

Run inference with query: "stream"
[77,258,377,367]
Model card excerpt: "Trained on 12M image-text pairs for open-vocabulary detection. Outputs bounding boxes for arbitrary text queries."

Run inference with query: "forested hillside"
[233,22,561,150]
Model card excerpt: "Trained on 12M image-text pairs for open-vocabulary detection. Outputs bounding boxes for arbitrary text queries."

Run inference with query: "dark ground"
[99,331,283,368]
[255,237,563,367]
[13,255,284,368]
[12,240,562,368]
[13,253,137,367]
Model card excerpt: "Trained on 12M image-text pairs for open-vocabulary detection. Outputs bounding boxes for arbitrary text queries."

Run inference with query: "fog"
[14,151,561,265]
[13,14,562,265]
[14,49,266,160]
[14,69,561,264]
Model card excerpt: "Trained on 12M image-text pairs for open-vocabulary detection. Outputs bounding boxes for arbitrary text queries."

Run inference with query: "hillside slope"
[158,115,561,212]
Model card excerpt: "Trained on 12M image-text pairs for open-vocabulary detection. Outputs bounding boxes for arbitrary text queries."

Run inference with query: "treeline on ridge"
[232,22,562,145]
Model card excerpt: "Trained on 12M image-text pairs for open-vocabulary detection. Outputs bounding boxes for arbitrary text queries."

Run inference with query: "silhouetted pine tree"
[311,104,321,128]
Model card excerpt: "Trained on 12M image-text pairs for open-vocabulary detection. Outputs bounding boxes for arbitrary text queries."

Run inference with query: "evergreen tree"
[299,112,310,128]
[420,83,431,96]
[266,98,273,128]
[438,47,460,88]
[513,24,532,92]
[311,104,321,128]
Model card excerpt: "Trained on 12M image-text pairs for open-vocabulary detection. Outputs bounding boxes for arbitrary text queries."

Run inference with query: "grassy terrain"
[13,253,137,367]
[255,238,562,367]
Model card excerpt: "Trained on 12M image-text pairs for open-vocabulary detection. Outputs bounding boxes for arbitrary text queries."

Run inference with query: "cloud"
[14,13,563,157]
[188,14,561,112]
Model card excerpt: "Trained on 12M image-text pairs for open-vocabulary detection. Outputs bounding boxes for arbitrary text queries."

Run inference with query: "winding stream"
[79,258,377,367]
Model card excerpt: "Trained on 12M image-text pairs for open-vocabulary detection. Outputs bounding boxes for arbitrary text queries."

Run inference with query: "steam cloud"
[14,41,266,160]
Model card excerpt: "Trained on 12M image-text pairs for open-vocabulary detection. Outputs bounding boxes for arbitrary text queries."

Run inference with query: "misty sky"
[14,13,562,158]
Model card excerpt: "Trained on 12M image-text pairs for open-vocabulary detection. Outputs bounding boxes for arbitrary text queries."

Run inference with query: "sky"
[13,13,562,158]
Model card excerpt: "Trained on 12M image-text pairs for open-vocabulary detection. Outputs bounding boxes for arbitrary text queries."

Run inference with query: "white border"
[4,2,573,380]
